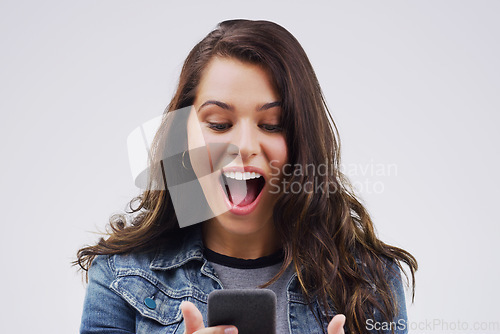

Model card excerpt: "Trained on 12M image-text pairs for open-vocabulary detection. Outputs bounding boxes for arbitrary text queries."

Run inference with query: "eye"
[260,124,283,133]
[207,122,232,132]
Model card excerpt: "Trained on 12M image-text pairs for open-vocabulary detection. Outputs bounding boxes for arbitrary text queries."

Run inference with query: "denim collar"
[149,224,206,271]
[148,223,300,287]
[148,223,304,304]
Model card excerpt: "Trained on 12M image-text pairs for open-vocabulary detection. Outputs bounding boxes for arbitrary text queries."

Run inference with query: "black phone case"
[207,289,277,334]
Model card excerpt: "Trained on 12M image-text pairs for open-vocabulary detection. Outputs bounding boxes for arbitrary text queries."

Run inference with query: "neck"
[202,220,281,259]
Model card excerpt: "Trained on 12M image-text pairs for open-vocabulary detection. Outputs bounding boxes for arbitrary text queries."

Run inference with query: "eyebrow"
[199,100,233,111]
[258,101,281,111]
[198,100,281,112]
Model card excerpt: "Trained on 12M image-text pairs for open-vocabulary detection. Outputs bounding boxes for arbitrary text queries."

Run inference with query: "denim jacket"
[80,225,408,334]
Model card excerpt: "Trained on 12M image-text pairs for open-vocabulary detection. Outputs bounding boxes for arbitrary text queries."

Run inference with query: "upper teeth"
[223,171,263,180]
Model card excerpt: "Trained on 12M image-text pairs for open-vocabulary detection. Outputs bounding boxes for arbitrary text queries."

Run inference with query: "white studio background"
[1,1,498,333]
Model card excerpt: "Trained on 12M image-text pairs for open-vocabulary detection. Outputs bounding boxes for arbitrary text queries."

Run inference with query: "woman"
[76,19,417,334]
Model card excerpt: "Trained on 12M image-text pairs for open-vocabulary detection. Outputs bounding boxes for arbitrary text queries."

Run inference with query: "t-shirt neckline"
[203,247,284,269]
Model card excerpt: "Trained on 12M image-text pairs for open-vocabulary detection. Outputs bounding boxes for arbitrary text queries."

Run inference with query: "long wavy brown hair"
[75,19,417,334]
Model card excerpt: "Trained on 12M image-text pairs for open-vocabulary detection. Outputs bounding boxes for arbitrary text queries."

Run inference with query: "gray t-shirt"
[205,248,295,334]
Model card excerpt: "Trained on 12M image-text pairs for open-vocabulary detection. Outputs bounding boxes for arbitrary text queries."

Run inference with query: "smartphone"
[207,289,276,334]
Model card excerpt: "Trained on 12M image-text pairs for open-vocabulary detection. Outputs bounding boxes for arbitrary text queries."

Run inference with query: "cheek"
[265,136,288,166]
[201,131,220,144]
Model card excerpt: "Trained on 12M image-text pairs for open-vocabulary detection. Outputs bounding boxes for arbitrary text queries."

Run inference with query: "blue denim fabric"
[80,225,408,334]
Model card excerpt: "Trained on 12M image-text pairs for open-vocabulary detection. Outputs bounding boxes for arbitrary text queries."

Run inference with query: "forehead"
[195,57,280,104]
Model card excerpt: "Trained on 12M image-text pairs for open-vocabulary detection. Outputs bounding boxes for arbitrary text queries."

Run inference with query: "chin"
[211,210,273,236]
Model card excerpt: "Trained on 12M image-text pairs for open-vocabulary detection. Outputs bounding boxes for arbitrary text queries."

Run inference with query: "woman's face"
[189,56,288,236]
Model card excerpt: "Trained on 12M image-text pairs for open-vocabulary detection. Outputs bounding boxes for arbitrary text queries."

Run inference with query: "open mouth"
[220,171,266,207]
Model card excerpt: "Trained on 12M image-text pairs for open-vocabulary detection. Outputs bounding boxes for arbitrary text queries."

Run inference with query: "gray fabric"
[208,261,295,334]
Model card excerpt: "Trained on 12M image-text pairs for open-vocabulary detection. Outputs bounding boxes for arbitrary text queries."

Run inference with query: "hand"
[328,314,346,334]
[180,301,238,334]
[180,300,344,334]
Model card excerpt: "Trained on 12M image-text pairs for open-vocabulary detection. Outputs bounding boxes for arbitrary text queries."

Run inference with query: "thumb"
[180,301,205,334]
[328,314,346,334]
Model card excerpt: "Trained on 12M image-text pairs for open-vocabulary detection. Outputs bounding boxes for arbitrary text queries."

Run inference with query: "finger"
[327,314,346,334]
[193,325,238,334]
[180,301,205,334]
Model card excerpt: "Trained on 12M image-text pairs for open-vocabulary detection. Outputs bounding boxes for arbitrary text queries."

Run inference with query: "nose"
[230,121,261,161]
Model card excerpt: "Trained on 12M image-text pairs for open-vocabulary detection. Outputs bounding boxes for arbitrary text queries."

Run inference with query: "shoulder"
[88,245,158,278]
[83,225,205,332]
[380,256,405,285]
[381,257,407,304]
[89,224,203,275]
[354,253,406,287]
[371,256,409,334]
